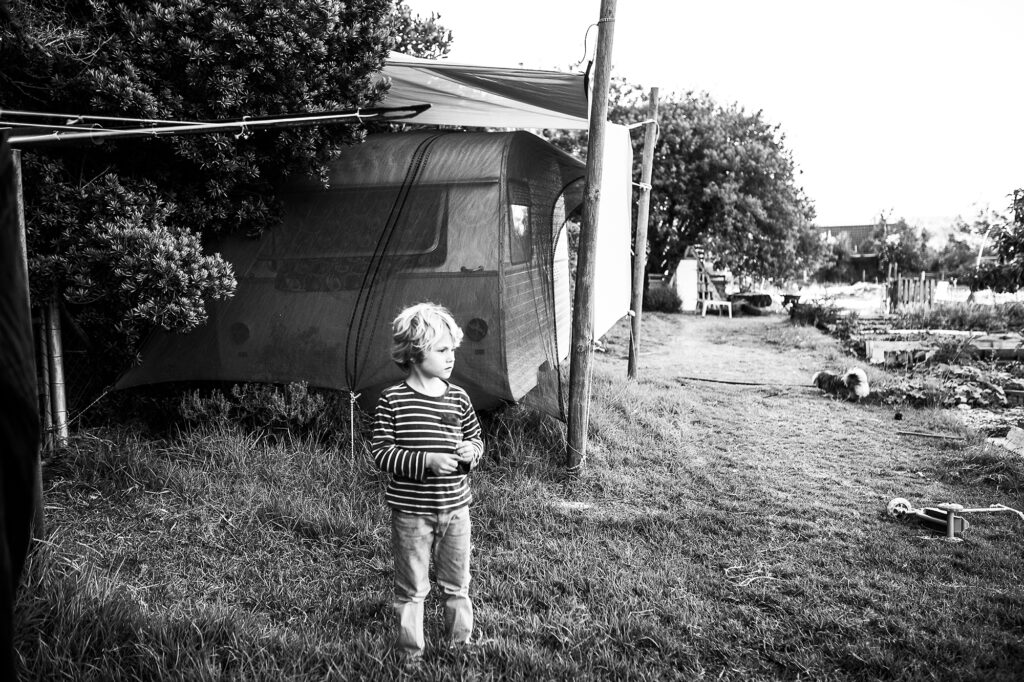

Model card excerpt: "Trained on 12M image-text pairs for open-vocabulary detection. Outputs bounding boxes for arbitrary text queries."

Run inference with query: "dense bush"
[788,301,844,329]
[643,287,682,313]
[178,382,358,440]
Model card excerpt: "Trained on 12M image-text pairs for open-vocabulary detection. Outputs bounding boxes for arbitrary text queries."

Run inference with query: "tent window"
[275,186,445,257]
[264,186,448,291]
[509,204,531,264]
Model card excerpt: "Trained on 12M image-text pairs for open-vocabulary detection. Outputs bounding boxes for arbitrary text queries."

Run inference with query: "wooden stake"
[627,88,659,380]
[46,294,69,447]
[567,0,617,476]
[37,317,51,449]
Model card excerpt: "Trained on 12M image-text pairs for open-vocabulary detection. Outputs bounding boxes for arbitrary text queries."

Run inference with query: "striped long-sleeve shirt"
[372,381,484,513]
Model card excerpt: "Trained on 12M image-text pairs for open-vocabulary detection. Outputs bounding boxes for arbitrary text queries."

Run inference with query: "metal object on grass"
[887,497,1024,539]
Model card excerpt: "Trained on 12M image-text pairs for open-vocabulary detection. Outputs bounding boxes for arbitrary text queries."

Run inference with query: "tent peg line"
[349,391,361,462]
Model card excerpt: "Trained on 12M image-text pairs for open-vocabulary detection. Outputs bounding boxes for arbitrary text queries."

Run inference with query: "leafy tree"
[933,235,978,280]
[971,191,1024,292]
[931,210,1000,281]
[390,1,452,58]
[814,237,859,283]
[1,0,446,382]
[867,216,932,277]
[550,80,822,283]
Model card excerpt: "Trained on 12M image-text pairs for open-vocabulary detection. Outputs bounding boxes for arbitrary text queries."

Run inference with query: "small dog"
[812,367,870,401]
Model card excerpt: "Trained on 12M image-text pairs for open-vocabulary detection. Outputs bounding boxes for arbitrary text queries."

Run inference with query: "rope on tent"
[572,23,599,69]
[566,450,586,478]
[345,138,429,385]
[8,105,431,145]
[349,391,361,463]
[344,133,445,390]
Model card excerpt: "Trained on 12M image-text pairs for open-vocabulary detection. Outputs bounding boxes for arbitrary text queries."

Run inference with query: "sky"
[402,0,1024,231]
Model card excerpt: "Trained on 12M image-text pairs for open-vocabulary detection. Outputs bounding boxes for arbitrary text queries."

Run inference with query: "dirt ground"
[591,311,1019,520]
[606,312,824,388]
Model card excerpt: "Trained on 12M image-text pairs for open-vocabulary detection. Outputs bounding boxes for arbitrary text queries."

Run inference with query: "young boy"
[371,302,485,660]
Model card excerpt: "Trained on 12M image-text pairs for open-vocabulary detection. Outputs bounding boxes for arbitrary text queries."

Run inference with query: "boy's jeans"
[391,506,473,656]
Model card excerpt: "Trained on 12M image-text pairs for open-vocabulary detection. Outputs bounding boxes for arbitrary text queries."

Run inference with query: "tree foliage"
[1,0,445,380]
[930,210,997,281]
[870,217,930,275]
[814,238,859,283]
[812,206,1022,285]
[551,80,821,283]
[972,191,1024,292]
[4,0,395,237]
[813,215,936,283]
[389,1,452,58]
[29,160,237,344]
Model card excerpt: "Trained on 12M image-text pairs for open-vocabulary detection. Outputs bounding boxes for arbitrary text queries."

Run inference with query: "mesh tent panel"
[116,131,585,417]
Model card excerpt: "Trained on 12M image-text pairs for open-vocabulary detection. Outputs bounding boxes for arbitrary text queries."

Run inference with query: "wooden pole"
[46,294,69,447]
[12,149,46,536]
[627,88,659,380]
[37,317,51,449]
[567,0,617,476]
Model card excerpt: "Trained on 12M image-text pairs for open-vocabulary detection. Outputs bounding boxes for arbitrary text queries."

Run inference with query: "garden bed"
[793,300,1024,437]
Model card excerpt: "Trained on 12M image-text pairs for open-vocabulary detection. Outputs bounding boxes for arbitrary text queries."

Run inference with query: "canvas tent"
[117,56,632,416]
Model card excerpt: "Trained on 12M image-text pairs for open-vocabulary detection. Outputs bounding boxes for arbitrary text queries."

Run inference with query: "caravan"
[117,130,595,414]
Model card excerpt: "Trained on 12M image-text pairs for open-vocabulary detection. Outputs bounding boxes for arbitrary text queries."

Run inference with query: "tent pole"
[46,293,68,448]
[567,0,617,477]
[12,149,46,537]
[627,88,660,380]
[37,318,51,449]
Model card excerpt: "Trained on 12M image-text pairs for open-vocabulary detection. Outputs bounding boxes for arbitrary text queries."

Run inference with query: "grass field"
[14,313,1024,680]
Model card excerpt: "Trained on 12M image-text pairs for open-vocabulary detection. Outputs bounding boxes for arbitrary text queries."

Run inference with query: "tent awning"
[379,52,590,130]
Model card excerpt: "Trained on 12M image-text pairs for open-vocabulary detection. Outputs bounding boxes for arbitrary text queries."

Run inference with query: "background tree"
[866,216,933,277]
[971,191,1024,292]
[933,234,979,281]
[930,209,1002,282]
[551,80,822,284]
[813,236,859,283]
[1,0,447,385]
[389,1,452,58]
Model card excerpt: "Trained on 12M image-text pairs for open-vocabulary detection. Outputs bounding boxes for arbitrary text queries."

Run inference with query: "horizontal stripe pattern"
[372,382,483,513]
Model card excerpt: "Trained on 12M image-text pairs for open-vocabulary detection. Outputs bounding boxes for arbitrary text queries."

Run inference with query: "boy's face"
[416,331,456,381]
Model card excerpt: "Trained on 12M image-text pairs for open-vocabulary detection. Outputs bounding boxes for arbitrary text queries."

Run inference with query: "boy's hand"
[426,452,460,476]
[453,441,478,472]
[453,441,477,462]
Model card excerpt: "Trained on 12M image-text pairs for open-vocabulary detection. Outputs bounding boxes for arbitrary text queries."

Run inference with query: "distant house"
[816,224,883,281]
[816,224,877,255]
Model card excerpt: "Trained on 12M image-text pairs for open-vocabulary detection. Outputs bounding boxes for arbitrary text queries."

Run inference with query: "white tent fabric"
[380,52,590,130]
[593,123,633,339]
[380,53,632,339]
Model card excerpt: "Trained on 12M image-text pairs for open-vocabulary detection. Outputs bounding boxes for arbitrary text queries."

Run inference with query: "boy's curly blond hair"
[390,302,464,371]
